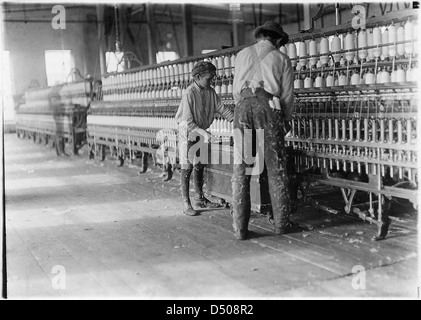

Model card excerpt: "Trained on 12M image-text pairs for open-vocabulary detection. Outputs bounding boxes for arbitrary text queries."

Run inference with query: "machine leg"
[374,194,391,241]
[138,152,149,174]
[72,131,78,156]
[341,188,357,214]
[163,163,173,182]
[101,144,106,161]
[117,149,124,167]
[89,143,95,160]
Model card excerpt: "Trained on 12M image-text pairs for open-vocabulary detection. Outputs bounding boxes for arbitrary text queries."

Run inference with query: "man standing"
[176,61,234,216]
[232,21,295,240]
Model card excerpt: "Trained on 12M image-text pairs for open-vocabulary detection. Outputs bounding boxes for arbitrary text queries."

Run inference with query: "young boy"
[175,61,234,216]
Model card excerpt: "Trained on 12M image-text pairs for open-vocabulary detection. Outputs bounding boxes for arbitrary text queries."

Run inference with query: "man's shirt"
[233,39,294,121]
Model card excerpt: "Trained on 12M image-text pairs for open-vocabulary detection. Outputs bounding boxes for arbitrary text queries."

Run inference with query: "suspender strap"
[243,44,276,91]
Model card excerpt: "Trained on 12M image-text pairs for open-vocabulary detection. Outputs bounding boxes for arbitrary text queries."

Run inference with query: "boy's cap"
[192,61,217,77]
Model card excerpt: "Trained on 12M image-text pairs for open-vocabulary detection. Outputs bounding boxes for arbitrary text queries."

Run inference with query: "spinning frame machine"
[89,9,418,240]
[18,8,417,240]
[16,79,93,155]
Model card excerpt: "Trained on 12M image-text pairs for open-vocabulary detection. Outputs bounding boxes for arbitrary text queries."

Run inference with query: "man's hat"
[253,20,288,40]
[191,61,216,77]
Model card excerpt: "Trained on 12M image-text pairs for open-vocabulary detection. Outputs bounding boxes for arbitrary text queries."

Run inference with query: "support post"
[96,5,107,75]
[146,3,157,64]
[303,3,311,31]
[182,4,193,57]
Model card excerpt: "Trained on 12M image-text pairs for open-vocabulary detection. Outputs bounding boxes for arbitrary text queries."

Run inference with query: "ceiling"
[2,2,303,26]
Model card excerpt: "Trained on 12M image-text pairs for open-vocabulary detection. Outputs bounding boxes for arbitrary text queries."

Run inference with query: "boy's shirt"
[175,81,234,134]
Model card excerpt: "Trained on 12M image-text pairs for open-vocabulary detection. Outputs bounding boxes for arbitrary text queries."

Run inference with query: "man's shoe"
[234,229,248,240]
[183,207,198,216]
[194,197,222,209]
[275,220,303,235]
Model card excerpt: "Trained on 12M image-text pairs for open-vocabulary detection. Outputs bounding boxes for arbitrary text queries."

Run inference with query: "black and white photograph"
[0,0,420,302]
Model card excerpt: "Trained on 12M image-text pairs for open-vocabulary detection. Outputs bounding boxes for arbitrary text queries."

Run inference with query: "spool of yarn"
[413,22,418,55]
[397,24,405,56]
[320,37,329,65]
[396,66,406,82]
[221,82,227,95]
[299,41,308,67]
[279,45,288,55]
[388,24,397,57]
[358,29,368,60]
[183,63,189,81]
[217,57,224,77]
[227,81,233,94]
[326,74,334,86]
[214,82,221,94]
[406,66,417,82]
[169,65,175,83]
[188,61,194,74]
[177,64,184,82]
[372,26,382,58]
[376,68,389,84]
[406,67,412,81]
[344,31,355,61]
[391,69,397,82]
[331,34,342,63]
[224,56,231,77]
[367,29,374,61]
[304,76,313,88]
[315,75,324,87]
[351,72,360,85]
[165,66,171,84]
[338,72,348,86]
[294,78,303,89]
[288,43,297,67]
[230,54,236,76]
[155,68,161,85]
[365,70,375,84]
[309,39,318,67]
[404,19,414,56]
[273,96,282,110]
[381,28,389,60]
[381,69,390,84]
[376,69,382,83]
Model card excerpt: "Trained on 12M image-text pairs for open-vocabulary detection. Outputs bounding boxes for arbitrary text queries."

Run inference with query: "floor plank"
[4,133,418,299]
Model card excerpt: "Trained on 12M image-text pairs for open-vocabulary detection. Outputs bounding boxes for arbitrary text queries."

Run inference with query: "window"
[106,51,125,73]
[45,50,73,86]
[2,50,15,122]
[156,51,179,64]
[201,49,217,54]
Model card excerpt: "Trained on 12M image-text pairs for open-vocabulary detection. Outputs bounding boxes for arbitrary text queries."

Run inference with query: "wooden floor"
[4,134,419,299]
